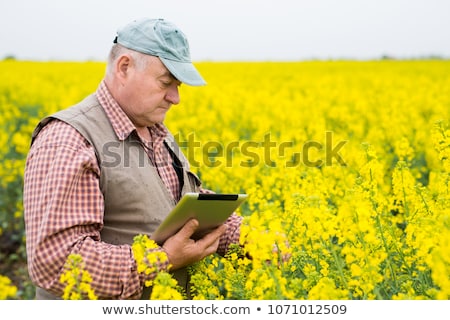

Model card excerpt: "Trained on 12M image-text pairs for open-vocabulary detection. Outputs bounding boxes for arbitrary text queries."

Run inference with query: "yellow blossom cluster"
[59,254,97,300]
[0,275,18,299]
[131,234,182,299]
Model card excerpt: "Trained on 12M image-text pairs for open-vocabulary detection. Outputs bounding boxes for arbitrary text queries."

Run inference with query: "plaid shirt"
[23,80,242,299]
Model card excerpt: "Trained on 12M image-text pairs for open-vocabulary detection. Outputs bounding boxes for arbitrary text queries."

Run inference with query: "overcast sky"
[1,0,449,61]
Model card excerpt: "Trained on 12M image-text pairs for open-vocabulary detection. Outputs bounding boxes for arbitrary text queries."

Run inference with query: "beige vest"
[32,94,201,299]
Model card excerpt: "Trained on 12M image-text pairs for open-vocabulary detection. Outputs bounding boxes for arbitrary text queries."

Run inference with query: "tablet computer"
[151,192,247,244]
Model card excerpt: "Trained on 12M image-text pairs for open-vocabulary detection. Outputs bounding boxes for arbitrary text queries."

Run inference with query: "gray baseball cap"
[113,18,206,86]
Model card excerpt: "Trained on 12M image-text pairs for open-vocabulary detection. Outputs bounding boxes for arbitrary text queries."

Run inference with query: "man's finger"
[175,219,199,240]
[196,224,227,247]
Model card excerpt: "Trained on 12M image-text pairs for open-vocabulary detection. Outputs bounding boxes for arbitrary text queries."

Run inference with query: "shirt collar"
[96,80,168,143]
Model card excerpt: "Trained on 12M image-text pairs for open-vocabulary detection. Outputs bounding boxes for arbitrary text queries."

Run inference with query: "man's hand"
[162,219,227,270]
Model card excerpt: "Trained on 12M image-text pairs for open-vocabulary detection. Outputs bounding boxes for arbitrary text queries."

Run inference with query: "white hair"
[105,44,150,76]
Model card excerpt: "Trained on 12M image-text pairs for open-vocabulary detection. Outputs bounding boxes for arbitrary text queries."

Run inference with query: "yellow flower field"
[0,59,449,299]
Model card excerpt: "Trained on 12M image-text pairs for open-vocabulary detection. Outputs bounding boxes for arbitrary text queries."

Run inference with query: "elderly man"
[23,18,242,299]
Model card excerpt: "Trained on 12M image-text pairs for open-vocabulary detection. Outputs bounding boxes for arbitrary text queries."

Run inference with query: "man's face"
[120,55,181,128]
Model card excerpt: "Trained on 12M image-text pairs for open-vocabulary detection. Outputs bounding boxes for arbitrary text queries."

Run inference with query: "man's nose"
[165,85,180,105]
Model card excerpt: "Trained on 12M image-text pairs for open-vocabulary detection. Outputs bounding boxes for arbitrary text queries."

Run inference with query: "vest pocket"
[186,171,201,192]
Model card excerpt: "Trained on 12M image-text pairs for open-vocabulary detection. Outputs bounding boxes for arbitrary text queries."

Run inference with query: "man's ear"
[116,54,132,81]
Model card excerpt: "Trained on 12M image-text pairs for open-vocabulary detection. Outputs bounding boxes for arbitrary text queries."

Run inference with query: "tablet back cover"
[151,193,247,244]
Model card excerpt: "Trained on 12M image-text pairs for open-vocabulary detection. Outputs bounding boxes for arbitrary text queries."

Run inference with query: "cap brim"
[159,57,206,86]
